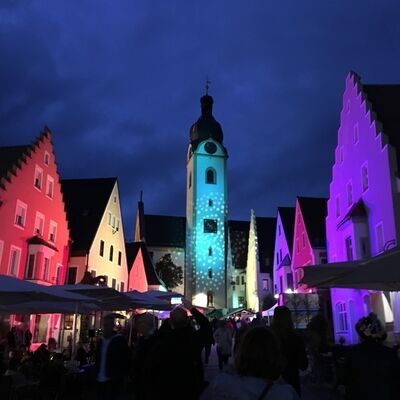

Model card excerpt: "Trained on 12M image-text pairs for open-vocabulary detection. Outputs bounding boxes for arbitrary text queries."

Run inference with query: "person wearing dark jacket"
[343,313,400,399]
[95,314,130,400]
[144,299,208,400]
[272,306,308,396]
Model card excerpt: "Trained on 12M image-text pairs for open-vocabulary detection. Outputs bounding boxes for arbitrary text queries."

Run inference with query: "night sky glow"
[1,1,400,240]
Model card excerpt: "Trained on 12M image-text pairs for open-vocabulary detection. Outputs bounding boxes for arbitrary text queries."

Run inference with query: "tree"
[155,254,183,290]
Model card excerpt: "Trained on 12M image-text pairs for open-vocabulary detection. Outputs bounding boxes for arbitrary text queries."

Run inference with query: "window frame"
[205,168,216,184]
[361,162,369,192]
[9,246,21,276]
[46,175,54,198]
[34,165,43,190]
[49,220,57,243]
[15,200,27,229]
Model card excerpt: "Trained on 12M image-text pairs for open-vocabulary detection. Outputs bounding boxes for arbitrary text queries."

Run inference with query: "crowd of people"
[1,302,400,399]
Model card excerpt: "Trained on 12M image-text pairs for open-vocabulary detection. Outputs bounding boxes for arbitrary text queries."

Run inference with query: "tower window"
[189,172,192,188]
[207,291,214,308]
[208,199,213,207]
[208,269,213,279]
[109,245,114,262]
[208,247,212,256]
[206,168,216,184]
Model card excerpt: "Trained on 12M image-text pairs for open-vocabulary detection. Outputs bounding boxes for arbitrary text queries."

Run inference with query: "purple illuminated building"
[326,72,400,343]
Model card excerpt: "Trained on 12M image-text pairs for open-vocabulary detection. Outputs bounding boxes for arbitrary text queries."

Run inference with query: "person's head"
[272,306,294,336]
[356,313,387,342]
[136,313,155,337]
[102,314,116,337]
[235,327,282,380]
[170,306,189,329]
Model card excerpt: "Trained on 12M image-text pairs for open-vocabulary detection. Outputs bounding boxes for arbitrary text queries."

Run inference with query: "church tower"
[185,91,228,309]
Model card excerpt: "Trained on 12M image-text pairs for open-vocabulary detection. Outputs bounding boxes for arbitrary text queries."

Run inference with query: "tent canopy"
[300,248,400,291]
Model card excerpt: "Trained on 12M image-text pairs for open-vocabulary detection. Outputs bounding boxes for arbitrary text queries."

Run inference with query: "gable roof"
[144,214,186,248]
[363,85,400,163]
[125,241,163,286]
[297,197,327,248]
[255,217,277,274]
[0,128,52,190]
[229,220,250,269]
[277,207,295,252]
[61,178,116,254]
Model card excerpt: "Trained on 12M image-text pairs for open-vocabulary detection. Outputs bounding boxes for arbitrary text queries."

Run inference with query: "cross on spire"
[205,77,211,95]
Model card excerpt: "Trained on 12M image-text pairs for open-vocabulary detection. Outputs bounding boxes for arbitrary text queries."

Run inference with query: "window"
[354,123,359,143]
[120,282,125,293]
[49,221,57,242]
[241,276,245,285]
[64,314,74,330]
[238,296,245,307]
[335,302,348,333]
[44,152,50,165]
[9,247,21,276]
[376,223,384,253]
[276,251,279,264]
[15,200,27,227]
[347,182,353,206]
[205,168,216,184]
[262,279,268,291]
[208,199,213,207]
[56,265,63,285]
[361,164,369,192]
[112,278,117,289]
[335,196,340,218]
[208,269,213,279]
[360,237,370,258]
[43,258,50,281]
[34,212,45,236]
[113,196,117,203]
[189,172,192,188]
[207,291,214,308]
[236,276,240,285]
[118,251,122,266]
[109,245,114,262]
[278,225,281,236]
[302,233,306,248]
[100,240,105,256]
[279,249,282,262]
[66,267,77,284]
[25,254,36,279]
[116,219,120,231]
[287,273,293,290]
[208,247,212,256]
[46,175,54,198]
[279,276,283,292]
[108,212,112,225]
[112,216,116,229]
[345,236,353,261]
[34,165,43,189]
[296,238,299,254]
[204,219,217,233]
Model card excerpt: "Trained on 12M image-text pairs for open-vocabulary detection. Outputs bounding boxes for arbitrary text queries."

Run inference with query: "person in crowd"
[7,326,17,351]
[202,327,299,399]
[144,299,208,400]
[39,352,67,398]
[47,337,57,352]
[214,320,233,371]
[234,318,249,354]
[343,313,400,399]
[131,313,159,400]
[250,312,266,328]
[76,342,88,367]
[95,314,130,400]
[4,356,28,389]
[272,306,308,396]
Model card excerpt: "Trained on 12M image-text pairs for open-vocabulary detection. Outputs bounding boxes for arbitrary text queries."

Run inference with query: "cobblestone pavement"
[203,346,344,399]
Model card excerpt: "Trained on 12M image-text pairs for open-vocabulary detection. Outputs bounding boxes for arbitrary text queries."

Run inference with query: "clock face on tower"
[205,141,217,154]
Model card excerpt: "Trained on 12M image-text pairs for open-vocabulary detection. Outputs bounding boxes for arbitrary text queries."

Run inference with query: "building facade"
[0,127,70,342]
[326,72,400,343]
[185,94,229,309]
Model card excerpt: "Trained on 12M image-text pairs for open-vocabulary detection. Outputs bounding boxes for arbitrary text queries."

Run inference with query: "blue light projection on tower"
[185,92,228,309]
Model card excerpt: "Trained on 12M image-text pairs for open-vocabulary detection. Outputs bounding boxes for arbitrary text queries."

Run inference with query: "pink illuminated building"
[0,127,70,342]
[292,197,327,293]
[326,72,400,343]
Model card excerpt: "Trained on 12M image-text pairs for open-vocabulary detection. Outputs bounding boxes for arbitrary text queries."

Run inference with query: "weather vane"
[205,76,211,95]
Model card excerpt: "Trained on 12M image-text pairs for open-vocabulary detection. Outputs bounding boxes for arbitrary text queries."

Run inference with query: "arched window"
[335,302,348,333]
[206,168,216,184]
[109,245,114,262]
[207,291,214,308]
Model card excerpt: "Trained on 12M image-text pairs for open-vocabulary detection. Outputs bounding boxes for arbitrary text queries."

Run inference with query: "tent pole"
[71,302,78,359]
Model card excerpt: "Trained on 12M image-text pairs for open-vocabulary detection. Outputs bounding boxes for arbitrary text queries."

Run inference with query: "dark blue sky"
[1,1,400,240]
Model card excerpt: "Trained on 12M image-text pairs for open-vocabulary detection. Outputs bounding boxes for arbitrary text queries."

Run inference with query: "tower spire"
[205,77,211,95]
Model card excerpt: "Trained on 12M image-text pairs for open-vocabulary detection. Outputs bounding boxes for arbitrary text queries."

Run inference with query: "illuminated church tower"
[185,90,228,309]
